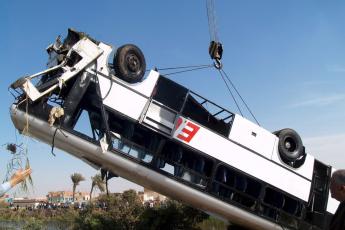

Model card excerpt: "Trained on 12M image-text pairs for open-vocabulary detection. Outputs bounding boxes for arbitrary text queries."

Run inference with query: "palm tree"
[71,173,85,202]
[90,173,105,201]
[101,169,118,196]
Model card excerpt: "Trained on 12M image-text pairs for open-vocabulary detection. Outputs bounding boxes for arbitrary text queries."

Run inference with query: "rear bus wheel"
[275,128,304,163]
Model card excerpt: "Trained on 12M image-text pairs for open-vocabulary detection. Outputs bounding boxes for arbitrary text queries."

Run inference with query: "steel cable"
[164,65,213,76]
[220,69,260,126]
[218,69,243,116]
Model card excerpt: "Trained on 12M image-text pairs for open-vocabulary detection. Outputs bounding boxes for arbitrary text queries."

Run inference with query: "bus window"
[264,187,284,209]
[179,148,213,187]
[212,165,258,209]
[212,166,233,199]
[245,178,262,199]
[282,195,301,216]
[155,141,213,189]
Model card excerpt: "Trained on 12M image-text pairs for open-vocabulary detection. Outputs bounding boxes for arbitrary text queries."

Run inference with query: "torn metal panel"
[11,38,103,102]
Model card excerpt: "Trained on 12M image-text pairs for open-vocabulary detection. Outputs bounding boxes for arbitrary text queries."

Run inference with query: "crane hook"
[209,41,223,69]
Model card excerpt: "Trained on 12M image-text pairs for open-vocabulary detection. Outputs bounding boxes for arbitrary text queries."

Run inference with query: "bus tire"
[113,44,146,83]
[275,128,304,162]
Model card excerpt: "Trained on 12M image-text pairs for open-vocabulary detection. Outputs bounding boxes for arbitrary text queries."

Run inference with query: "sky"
[1,1,344,198]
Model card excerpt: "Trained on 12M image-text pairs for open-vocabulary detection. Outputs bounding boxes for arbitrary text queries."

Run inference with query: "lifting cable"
[162,65,213,76]
[156,64,212,71]
[206,0,223,69]
[147,64,213,76]
[206,0,260,126]
[219,68,260,126]
[206,0,219,43]
[218,69,243,117]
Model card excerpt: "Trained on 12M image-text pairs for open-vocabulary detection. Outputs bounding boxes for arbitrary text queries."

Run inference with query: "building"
[47,191,90,204]
[12,197,47,209]
[139,188,166,207]
[1,194,12,204]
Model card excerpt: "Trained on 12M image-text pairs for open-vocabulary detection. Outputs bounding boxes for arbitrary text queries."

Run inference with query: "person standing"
[329,169,345,230]
[0,168,32,197]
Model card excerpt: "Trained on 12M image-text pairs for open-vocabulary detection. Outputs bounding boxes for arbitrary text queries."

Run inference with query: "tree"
[137,199,209,230]
[73,190,209,230]
[90,174,105,201]
[105,190,144,229]
[74,189,144,230]
[101,169,117,196]
[71,173,85,202]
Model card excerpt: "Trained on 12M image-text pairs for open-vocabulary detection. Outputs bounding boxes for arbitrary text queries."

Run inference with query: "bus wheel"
[275,128,304,162]
[113,44,146,83]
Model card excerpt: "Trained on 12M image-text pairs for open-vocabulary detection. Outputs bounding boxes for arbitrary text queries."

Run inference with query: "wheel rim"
[126,53,141,73]
[284,137,296,152]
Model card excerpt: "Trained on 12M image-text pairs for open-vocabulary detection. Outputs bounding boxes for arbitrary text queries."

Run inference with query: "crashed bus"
[9,29,339,230]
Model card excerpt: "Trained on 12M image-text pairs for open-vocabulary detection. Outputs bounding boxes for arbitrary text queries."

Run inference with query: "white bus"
[10,29,338,230]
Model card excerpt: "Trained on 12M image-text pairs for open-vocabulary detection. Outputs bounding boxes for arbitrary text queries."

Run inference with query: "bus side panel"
[98,71,159,121]
[173,117,311,201]
[271,143,315,181]
[228,115,276,160]
[230,115,314,182]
